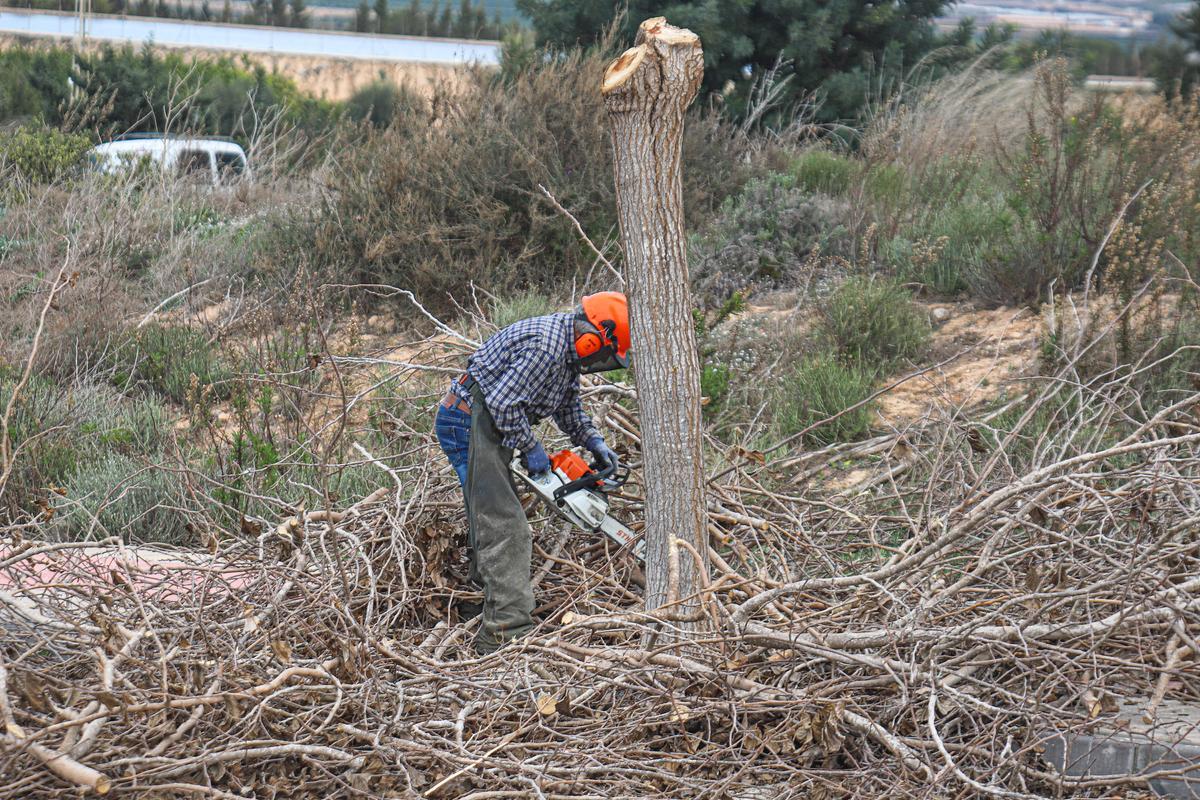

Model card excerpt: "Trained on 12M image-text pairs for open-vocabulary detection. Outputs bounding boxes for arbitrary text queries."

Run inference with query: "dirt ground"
[876,302,1041,428]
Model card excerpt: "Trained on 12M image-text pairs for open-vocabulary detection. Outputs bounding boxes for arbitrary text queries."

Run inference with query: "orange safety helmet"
[573,291,631,374]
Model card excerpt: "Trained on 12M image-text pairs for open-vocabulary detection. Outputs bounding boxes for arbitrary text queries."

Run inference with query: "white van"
[87,135,251,185]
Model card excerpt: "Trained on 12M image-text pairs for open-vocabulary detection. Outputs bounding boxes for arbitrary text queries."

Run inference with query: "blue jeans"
[436,403,471,488]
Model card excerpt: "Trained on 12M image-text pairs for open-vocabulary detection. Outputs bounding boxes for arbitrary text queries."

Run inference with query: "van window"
[215,151,247,184]
[178,149,213,181]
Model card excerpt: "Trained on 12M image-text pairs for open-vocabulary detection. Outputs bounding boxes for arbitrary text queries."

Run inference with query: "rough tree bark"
[602,18,710,629]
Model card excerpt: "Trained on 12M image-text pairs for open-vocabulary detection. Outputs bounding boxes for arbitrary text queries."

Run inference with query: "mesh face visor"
[576,346,629,374]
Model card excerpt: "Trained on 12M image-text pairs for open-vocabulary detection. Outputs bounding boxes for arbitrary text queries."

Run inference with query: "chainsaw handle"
[552,459,617,504]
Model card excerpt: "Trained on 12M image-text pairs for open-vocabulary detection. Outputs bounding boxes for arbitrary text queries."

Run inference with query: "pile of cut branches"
[2,298,1198,799]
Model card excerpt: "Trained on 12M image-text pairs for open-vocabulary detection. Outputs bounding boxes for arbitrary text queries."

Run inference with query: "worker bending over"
[435,292,631,655]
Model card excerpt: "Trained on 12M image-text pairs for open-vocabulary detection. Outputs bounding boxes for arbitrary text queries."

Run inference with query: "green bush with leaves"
[0,376,172,527]
[112,324,232,404]
[346,81,421,128]
[0,42,336,138]
[700,363,731,406]
[820,277,929,368]
[692,174,850,306]
[774,356,875,446]
[50,451,193,543]
[791,150,857,197]
[490,292,557,329]
[0,127,91,185]
[883,195,1016,296]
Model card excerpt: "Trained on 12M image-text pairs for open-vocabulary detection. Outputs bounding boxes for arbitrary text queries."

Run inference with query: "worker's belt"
[440,373,474,415]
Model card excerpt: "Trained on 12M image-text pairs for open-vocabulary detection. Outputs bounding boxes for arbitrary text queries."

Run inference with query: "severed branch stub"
[602,18,709,633]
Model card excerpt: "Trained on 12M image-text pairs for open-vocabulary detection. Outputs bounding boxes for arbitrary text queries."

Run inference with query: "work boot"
[453,594,483,621]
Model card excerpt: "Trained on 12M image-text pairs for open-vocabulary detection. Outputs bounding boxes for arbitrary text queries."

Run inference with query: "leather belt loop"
[441,389,472,415]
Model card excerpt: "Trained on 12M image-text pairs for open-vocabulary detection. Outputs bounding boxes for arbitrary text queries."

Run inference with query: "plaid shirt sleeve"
[482,347,558,454]
[552,381,599,449]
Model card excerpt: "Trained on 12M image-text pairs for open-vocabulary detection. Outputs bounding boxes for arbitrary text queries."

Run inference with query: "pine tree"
[220,0,231,22]
[517,0,954,121]
[396,0,419,35]
[270,0,286,26]
[436,0,450,36]
[200,0,210,19]
[453,0,470,38]
[289,0,307,27]
[354,0,370,32]
[373,0,388,33]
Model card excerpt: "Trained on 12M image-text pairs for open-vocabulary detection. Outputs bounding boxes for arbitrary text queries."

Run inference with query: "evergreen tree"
[200,0,210,19]
[354,0,370,32]
[289,0,307,27]
[250,0,268,24]
[453,0,470,38]
[270,0,286,26]
[220,0,231,22]
[1143,2,1200,98]
[516,0,953,121]
[373,0,388,33]
[407,0,423,35]
[423,0,438,37]
[436,0,450,37]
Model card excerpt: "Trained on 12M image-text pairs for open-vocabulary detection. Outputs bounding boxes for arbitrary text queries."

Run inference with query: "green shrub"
[774,356,875,446]
[820,277,930,368]
[884,198,1016,296]
[0,127,91,185]
[50,451,192,543]
[692,174,850,305]
[0,376,171,523]
[700,363,731,405]
[112,324,232,404]
[490,292,557,329]
[791,150,857,196]
[346,81,421,128]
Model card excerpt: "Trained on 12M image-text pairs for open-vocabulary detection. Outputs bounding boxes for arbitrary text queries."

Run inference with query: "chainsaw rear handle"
[552,458,628,504]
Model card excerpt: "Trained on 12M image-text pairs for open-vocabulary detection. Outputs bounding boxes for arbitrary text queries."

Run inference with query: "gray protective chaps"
[466,383,535,654]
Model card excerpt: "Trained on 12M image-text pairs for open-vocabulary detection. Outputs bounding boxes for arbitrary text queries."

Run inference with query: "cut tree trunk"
[602,18,709,632]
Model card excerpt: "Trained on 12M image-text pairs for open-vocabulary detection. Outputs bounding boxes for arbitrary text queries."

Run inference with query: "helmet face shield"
[575,347,629,374]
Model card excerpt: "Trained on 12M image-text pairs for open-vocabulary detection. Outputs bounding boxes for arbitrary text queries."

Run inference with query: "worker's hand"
[523,442,550,476]
[586,436,619,474]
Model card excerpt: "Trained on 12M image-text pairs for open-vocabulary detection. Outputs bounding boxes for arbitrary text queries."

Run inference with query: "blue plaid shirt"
[452,312,599,455]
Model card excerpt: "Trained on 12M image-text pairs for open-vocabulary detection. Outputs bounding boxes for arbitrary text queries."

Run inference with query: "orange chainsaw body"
[551,449,593,481]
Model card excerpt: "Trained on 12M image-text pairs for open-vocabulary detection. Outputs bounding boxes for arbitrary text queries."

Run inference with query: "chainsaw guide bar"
[511,450,645,563]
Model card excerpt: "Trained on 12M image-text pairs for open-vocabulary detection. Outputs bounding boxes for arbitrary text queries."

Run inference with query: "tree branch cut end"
[602,46,647,95]
[602,17,701,97]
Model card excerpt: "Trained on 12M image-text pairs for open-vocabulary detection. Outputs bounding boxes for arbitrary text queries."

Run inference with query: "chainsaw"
[511,449,645,562]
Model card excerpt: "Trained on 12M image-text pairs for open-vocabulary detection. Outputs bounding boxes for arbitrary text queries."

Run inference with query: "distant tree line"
[0,0,507,38]
[355,0,506,39]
